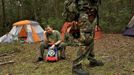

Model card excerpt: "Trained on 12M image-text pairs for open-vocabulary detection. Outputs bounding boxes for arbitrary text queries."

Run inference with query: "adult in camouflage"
[62,0,103,75]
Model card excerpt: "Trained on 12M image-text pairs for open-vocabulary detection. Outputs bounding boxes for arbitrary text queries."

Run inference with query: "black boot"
[36,57,43,62]
[89,59,104,67]
[60,47,66,60]
[60,56,66,60]
[72,64,89,75]
[33,57,44,63]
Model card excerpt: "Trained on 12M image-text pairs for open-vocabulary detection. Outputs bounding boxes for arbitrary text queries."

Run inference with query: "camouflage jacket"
[62,0,79,21]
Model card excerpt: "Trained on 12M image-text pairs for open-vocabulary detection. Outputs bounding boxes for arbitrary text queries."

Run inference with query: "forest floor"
[0,34,134,75]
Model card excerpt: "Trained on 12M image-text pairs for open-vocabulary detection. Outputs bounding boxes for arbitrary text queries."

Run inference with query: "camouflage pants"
[73,31,96,66]
[72,9,98,66]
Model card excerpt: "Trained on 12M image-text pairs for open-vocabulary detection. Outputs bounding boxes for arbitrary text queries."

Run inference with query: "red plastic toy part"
[45,47,58,62]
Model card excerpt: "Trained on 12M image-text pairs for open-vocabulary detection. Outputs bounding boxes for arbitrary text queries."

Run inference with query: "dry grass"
[0,34,134,75]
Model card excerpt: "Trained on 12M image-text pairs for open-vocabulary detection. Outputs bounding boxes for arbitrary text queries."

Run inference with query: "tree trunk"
[1,0,6,27]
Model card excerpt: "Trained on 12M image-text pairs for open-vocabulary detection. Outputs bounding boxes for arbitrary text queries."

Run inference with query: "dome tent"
[123,16,134,36]
[0,20,45,43]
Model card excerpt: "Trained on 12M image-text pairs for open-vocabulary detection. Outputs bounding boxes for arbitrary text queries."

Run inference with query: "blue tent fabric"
[123,27,134,36]
[123,16,134,37]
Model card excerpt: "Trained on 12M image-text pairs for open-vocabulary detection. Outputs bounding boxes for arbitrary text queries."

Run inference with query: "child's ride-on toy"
[45,46,58,62]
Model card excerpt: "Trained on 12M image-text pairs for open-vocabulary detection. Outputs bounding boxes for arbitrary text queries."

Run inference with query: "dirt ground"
[0,34,134,75]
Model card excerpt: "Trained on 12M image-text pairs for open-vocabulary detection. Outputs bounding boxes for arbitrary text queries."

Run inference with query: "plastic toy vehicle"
[45,47,58,62]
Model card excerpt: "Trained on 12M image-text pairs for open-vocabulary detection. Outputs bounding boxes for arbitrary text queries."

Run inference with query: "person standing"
[63,0,103,75]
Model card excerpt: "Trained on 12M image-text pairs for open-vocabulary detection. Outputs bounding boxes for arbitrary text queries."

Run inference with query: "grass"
[0,43,21,54]
[0,34,134,75]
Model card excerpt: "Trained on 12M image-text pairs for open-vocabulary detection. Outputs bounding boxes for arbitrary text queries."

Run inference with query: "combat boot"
[33,57,43,63]
[89,59,104,67]
[59,47,66,60]
[72,64,89,75]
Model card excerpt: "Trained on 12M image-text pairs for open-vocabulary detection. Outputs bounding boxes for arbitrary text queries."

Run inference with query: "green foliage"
[0,0,134,34]
[99,0,133,33]
[41,17,64,31]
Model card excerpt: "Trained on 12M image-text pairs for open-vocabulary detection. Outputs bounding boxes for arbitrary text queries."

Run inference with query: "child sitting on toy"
[36,25,66,62]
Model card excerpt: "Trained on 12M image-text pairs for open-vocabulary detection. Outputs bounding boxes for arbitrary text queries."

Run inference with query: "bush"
[40,17,64,31]
[99,0,132,33]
